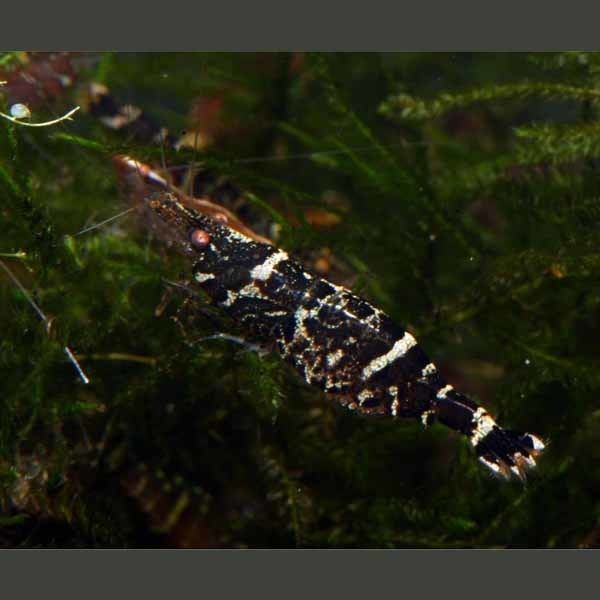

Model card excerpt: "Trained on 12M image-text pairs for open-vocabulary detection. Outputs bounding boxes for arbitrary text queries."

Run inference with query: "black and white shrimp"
[139,189,545,481]
[0,55,543,481]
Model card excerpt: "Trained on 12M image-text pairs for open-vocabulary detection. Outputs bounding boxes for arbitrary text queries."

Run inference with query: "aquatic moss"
[1,52,599,548]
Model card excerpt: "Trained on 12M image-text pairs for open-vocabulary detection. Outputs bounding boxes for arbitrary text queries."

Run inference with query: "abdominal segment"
[190,227,444,421]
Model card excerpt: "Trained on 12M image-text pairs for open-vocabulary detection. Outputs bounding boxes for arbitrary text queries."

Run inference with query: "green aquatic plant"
[0,52,599,548]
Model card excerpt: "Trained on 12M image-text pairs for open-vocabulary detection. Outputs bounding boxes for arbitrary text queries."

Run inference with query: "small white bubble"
[429,234,437,241]
[10,103,31,119]
[469,256,475,262]
[525,359,531,365]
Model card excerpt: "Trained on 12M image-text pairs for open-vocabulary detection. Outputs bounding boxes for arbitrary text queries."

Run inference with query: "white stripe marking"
[265,310,288,317]
[222,290,239,307]
[421,362,437,377]
[469,407,497,447]
[421,409,435,427]
[326,349,344,368]
[361,332,417,380]
[222,283,265,307]
[387,386,399,416]
[238,283,263,298]
[358,390,374,405]
[436,384,453,399]
[250,250,288,281]
[528,434,545,451]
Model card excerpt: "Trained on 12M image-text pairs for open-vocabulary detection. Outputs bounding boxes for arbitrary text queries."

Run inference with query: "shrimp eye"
[190,228,211,249]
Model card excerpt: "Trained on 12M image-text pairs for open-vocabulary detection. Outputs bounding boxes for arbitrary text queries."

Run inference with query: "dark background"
[1,52,598,547]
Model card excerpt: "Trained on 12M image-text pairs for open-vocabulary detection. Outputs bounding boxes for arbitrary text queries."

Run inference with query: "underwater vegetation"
[0,52,599,548]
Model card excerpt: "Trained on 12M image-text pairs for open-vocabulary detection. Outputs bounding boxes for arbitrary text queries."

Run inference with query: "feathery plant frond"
[1,53,600,548]
[380,81,600,122]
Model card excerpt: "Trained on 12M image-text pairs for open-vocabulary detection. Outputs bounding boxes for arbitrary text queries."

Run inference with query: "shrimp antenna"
[0,258,90,384]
